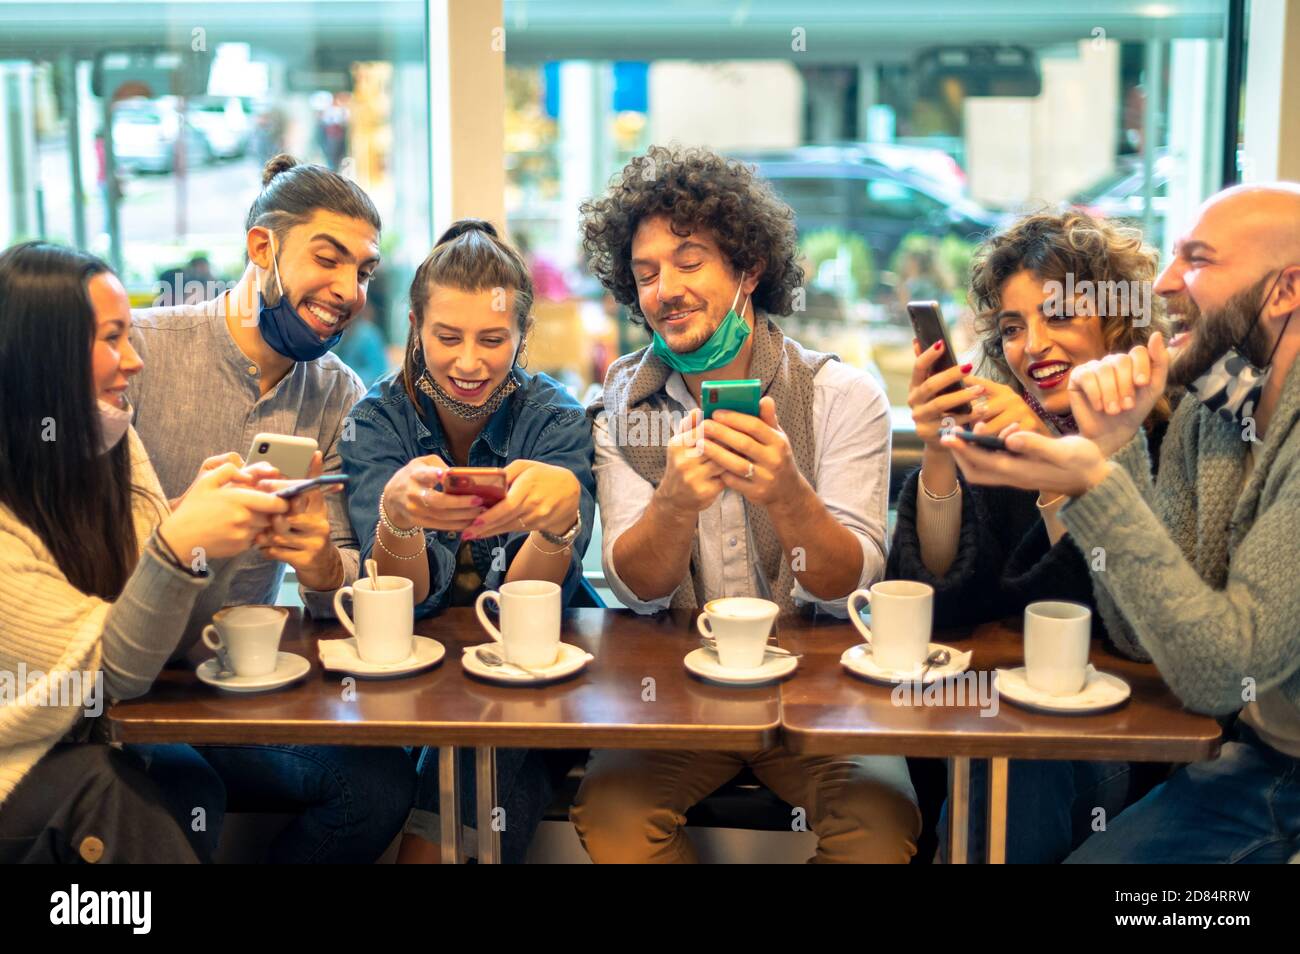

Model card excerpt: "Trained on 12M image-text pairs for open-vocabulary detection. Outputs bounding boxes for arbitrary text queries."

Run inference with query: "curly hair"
[580,145,805,325]
[969,209,1172,422]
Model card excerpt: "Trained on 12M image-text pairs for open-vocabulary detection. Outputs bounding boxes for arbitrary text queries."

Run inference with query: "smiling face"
[89,272,142,408]
[1155,192,1292,386]
[415,284,520,404]
[994,269,1109,415]
[630,215,757,355]
[253,209,381,340]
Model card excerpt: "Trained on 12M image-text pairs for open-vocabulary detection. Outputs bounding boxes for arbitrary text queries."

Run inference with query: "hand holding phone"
[907,301,973,417]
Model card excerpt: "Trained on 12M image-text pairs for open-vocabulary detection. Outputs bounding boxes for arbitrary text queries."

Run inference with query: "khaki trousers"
[570,746,920,863]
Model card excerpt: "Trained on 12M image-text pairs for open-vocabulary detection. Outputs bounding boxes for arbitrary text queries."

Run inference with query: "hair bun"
[436,218,498,245]
[261,154,300,186]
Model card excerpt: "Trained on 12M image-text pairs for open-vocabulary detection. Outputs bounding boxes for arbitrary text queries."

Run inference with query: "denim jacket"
[341,368,596,617]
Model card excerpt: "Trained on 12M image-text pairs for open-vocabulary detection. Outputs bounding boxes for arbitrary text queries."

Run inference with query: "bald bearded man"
[939,184,1300,863]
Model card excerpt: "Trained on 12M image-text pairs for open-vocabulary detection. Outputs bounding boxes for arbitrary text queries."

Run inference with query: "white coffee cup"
[333,576,415,665]
[1023,600,1092,696]
[696,597,779,670]
[202,605,288,678]
[848,580,934,672]
[475,580,562,669]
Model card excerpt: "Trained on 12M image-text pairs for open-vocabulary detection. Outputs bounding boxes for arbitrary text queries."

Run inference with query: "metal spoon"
[918,648,951,679]
[698,637,802,660]
[210,646,236,679]
[475,646,546,678]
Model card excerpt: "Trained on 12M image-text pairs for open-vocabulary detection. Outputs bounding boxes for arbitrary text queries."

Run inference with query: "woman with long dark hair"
[0,241,289,863]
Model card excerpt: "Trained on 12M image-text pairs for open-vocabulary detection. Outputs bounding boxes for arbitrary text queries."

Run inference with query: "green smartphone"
[701,378,761,420]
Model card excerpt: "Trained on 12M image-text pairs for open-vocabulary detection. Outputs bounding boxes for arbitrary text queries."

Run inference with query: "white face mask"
[96,398,132,454]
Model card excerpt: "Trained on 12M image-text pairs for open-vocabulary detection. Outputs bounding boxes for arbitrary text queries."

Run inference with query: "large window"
[0,0,431,386]
[502,0,1239,412]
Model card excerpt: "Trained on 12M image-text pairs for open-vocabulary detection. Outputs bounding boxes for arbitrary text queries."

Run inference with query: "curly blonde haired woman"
[886,210,1174,864]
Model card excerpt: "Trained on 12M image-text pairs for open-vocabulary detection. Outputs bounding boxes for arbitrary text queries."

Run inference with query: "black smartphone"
[942,428,1012,453]
[274,474,350,499]
[907,300,972,416]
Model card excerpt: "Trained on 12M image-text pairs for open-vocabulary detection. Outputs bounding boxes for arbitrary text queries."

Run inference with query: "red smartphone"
[443,467,507,505]
[907,300,973,416]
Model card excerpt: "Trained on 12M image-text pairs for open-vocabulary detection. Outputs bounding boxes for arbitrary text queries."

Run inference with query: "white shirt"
[593,359,891,617]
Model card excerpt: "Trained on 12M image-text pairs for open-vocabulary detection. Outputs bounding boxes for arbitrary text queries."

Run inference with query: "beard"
[651,300,718,353]
[1166,276,1274,388]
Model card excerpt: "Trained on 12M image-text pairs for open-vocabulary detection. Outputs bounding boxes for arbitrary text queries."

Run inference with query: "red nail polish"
[961,363,973,374]
[933,341,943,351]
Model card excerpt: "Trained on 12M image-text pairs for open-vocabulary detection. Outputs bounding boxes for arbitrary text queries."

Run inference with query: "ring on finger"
[745,461,755,480]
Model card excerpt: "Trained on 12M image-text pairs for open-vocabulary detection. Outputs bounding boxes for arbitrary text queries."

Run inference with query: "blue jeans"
[408,746,555,864]
[938,758,1131,863]
[196,744,415,863]
[125,743,227,862]
[1067,724,1300,863]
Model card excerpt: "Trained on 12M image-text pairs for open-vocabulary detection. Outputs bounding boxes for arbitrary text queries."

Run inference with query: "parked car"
[186,96,251,160]
[735,147,1003,274]
[1070,153,1173,247]
[112,99,211,175]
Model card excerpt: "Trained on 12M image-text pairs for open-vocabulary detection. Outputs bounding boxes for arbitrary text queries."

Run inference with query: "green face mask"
[651,279,751,374]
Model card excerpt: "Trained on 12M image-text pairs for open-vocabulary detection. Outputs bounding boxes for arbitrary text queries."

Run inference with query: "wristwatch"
[538,510,582,548]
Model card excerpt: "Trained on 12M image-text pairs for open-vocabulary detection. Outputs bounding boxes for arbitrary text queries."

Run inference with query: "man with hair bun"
[127,154,414,864]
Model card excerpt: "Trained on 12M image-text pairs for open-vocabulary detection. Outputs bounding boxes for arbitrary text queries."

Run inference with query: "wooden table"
[109,608,1222,864]
[108,607,781,863]
[777,616,1224,863]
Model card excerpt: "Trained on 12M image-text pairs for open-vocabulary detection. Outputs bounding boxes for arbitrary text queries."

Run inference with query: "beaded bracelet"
[374,526,426,561]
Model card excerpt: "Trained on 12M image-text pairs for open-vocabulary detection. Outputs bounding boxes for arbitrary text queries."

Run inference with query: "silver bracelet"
[919,470,960,501]
[379,487,422,538]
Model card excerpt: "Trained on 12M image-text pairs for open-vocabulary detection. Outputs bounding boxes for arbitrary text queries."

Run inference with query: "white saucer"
[684,646,799,686]
[460,642,592,685]
[995,665,1131,714]
[840,642,972,685]
[196,652,310,693]
[318,635,445,678]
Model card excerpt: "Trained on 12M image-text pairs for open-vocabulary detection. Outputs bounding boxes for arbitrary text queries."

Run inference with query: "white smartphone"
[246,433,318,480]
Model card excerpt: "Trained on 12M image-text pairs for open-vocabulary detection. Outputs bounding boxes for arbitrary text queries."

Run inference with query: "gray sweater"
[1059,357,1300,721]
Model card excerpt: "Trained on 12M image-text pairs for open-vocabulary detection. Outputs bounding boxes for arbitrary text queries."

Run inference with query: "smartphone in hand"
[443,467,508,505]
[907,300,973,416]
[942,427,1013,453]
[701,379,761,420]
[246,433,318,480]
[273,474,350,499]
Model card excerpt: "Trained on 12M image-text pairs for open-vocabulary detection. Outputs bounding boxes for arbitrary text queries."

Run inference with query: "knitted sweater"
[0,429,233,808]
[886,421,1166,645]
[1059,357,1300,719]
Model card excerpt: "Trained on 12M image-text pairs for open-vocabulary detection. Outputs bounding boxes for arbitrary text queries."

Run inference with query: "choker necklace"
[1023,389,1078,435]
[416,369,520,421]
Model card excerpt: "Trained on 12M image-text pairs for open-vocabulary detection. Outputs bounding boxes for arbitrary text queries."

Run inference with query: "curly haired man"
[572,146,921,863]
